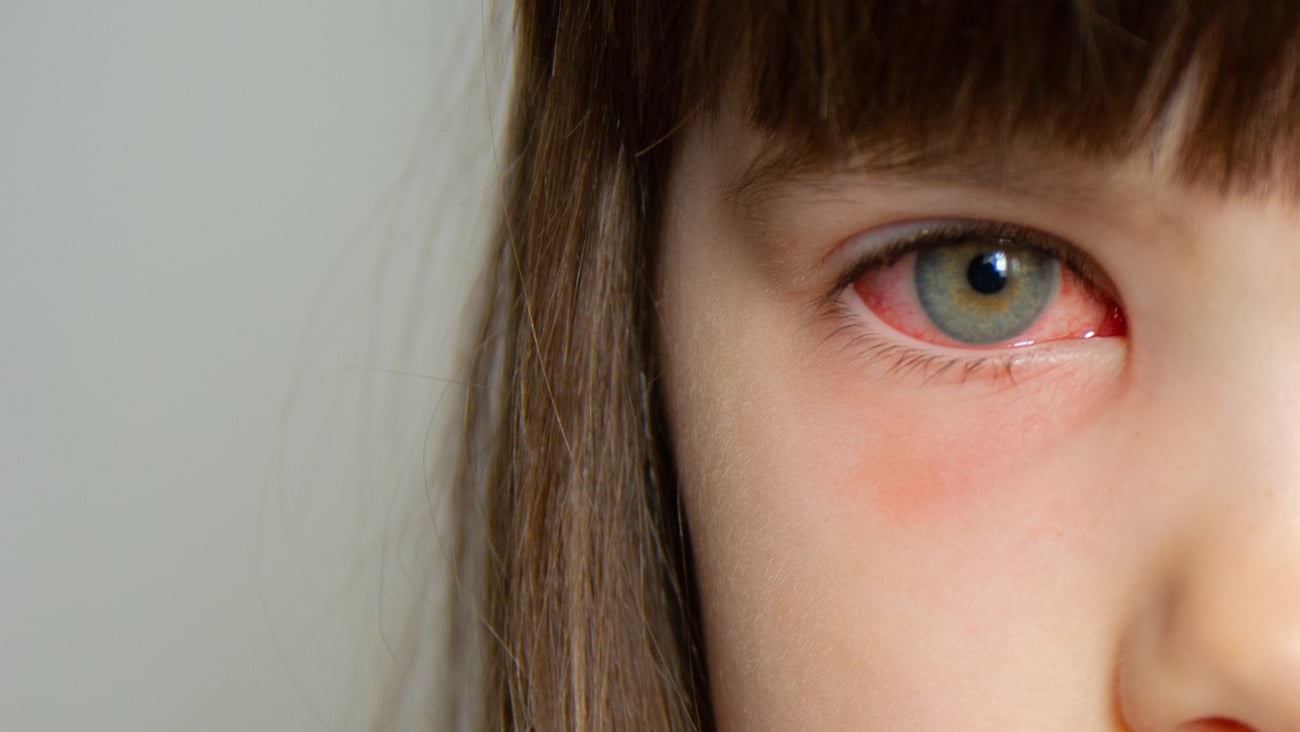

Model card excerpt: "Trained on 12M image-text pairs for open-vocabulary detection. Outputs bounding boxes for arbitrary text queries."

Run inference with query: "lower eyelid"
[824,289,1123,389]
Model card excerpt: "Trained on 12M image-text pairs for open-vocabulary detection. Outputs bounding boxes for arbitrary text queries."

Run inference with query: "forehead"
[720,131,1138,223]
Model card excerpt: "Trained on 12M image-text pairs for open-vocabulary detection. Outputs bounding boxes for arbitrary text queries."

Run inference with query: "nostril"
[1179,719,1253,732]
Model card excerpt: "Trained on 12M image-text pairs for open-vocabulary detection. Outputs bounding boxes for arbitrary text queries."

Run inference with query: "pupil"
[966,251,1009,295]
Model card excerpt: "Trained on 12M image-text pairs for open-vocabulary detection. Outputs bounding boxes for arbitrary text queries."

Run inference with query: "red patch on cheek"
[803,329,1122,532]
[829,398,1070,528]
[845,418,995,526]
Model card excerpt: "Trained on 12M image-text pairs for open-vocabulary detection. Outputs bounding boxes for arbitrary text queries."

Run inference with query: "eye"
[849,223,1125,349]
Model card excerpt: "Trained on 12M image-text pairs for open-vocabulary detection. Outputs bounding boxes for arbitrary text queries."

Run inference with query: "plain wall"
[0,1,503,728]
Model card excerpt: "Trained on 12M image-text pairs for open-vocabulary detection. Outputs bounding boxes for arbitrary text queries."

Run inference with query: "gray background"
[1,1,503,728]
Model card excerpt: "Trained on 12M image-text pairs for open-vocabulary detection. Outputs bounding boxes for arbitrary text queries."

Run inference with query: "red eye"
[852,237,1125,349]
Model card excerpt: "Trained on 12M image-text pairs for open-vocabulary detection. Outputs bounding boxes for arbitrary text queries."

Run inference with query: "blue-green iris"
[914,239,1058,345]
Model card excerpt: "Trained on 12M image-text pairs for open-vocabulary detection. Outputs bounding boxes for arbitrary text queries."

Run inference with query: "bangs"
[676,2,1300,192]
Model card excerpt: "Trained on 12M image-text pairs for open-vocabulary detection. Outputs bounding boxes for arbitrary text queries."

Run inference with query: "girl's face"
[657,104,1300,730]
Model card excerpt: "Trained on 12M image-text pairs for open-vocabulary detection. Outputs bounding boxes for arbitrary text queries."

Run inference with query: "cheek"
[794,348,1126,528]
[843,418,987,526]
[662,299,1131,727]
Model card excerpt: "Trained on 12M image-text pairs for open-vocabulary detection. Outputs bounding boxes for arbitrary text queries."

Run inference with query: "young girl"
[450,2,1300,729]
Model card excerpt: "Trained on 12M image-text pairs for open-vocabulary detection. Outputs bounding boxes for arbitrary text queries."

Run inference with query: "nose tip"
[1118,517,1300,732]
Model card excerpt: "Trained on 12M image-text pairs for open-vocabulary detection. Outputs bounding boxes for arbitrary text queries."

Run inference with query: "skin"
[656,105,1300,730]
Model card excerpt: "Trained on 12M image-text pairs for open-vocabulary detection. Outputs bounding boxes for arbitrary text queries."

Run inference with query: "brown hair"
[452,2,1300,729]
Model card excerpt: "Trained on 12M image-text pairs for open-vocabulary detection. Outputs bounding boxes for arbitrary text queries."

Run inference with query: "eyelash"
[819,220,1118,384]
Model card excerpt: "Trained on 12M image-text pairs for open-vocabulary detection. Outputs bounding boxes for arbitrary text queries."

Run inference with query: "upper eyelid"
[823,218,1113,304]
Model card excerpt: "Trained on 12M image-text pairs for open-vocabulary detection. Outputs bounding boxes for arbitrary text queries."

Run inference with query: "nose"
[1117,510,1300,731]
[1109,193,1300,731]
[1114,357,1300,732]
